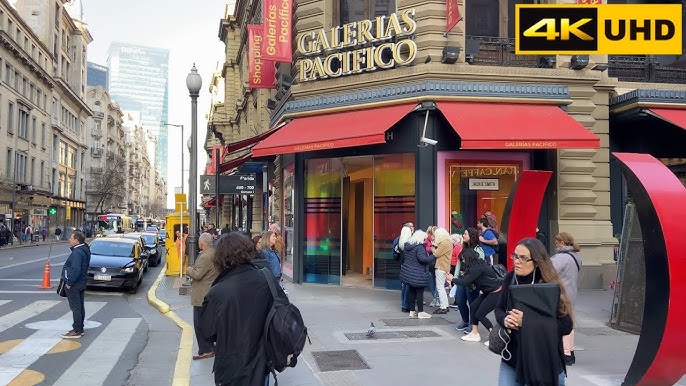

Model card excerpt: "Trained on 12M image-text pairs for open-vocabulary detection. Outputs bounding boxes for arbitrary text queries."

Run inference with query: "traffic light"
[48,206,57,215]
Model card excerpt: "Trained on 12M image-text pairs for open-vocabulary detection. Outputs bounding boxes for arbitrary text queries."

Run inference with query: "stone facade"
[210,0,686,288]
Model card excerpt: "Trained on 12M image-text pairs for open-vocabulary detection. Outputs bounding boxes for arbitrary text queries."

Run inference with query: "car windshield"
[159,230,166,236]
[141,234,156,245]
[90,241,134,257]
[146,227,157,232]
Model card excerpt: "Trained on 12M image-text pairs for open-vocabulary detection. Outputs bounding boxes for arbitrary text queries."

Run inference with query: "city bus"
[96,213,132,236]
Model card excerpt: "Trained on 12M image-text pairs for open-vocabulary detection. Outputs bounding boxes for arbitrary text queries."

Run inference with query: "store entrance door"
[341,156,374,288]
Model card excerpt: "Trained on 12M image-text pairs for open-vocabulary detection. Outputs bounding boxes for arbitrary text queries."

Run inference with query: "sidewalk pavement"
[0,238,70,250]
[152,274,685,386]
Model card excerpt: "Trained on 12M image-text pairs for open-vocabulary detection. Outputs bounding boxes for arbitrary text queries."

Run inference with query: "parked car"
[158,229,167,242]
[140,232,162,267]
[87,238,146,293]
[106,233,150,272]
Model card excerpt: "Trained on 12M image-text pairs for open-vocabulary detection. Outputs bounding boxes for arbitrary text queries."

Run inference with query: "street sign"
[200,174,256,195]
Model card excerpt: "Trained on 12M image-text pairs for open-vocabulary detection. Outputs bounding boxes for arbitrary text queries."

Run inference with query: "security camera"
[419,137,438,146]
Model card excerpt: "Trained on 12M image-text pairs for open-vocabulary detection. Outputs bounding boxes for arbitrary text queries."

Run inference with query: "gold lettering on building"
[460,167,518,177]
[297,9,418,82]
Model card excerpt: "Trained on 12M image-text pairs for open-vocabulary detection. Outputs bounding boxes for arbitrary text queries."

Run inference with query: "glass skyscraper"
[107,42,170,181]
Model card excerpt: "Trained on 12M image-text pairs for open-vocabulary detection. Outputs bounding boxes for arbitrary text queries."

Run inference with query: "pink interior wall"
[436,151,531,229]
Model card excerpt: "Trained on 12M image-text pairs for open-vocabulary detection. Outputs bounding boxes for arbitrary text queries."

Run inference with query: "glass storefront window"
[373,153,415,289]
[303,158,343,284]
[446,162,521,233]
[283,164,295,266]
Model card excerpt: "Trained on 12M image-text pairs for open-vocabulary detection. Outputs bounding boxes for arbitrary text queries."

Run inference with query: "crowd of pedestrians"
[393,213,583,386]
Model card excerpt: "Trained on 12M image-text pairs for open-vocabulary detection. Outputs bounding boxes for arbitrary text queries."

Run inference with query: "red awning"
[217,152,252,174]
[437,102,600,149]
[648,108,686,129]
[225,126,281,153]
[251,103,417,157]
[202,195,224,208]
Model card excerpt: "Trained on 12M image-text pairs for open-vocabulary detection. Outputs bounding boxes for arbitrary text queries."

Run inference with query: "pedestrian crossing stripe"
[0,300,60,334]
[0,300,141,386]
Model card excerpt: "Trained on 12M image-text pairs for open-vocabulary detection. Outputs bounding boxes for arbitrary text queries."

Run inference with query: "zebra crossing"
[0,298,144,386]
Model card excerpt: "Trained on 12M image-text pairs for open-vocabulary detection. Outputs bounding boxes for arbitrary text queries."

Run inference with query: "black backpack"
[492,263,507,281]
[259,268,310,385]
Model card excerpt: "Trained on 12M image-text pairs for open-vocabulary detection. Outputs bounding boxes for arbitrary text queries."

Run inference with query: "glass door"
[373,153,416,289]
[303,158,342,284]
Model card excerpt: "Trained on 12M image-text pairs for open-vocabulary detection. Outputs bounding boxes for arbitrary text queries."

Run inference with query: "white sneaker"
[461,333,481,342]
[417,312,432,319]
[484,341,490,347]
[409,311,417,318]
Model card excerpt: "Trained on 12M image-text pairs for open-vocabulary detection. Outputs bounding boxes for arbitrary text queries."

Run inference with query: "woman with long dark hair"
[451,227,481,331]
[199,232,282,386]
[495,237,574,386]
[447,228,503,343]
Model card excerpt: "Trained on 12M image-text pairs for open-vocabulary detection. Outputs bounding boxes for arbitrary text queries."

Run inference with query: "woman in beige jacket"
[431,227,453,314]
[187,232,219,360]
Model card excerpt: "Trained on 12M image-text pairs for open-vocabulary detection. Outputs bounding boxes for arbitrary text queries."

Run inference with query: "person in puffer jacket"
[399,230,435,319]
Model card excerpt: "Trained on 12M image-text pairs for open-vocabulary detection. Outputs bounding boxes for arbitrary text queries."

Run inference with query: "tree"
[89,151,126,214]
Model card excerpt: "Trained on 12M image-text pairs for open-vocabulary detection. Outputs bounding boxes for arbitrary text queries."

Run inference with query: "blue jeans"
[401,282,410,310]
[426,270,438,300]
[453,285,480,324]
[498,362,565,386]
[65,287,86,332]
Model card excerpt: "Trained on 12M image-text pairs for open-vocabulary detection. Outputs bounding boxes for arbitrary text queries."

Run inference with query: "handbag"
[488,325,512,360]
[57,278,67,297]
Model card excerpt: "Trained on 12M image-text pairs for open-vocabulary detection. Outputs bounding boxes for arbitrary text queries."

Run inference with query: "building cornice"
[0,30,55,88]
[271,80,571,126]
[610,89,686,114]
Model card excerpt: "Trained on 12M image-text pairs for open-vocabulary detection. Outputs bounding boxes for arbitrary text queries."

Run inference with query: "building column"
[555,79,617,289]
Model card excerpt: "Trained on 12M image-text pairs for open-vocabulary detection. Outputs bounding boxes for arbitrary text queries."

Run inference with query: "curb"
[147,263,194,386]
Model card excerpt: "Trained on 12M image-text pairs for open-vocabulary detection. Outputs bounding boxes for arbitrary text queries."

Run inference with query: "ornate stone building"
[84,85,126,217]
[208,0,686,288]
[1,0,92,239]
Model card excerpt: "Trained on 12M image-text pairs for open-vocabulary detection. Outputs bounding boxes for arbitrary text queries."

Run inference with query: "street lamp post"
[186,64,202,266]
[162,123,185,195]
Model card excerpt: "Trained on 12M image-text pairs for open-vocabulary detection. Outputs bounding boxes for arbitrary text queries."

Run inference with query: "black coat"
[453,261,502,293]
[199,264,274,386]
[399,242,435,287]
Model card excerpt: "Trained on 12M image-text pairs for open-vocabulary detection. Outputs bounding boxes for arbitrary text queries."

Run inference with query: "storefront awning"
[251,103,417,157]
[218,152,252,174]
[437,102,601,149]
[647,108,686,130]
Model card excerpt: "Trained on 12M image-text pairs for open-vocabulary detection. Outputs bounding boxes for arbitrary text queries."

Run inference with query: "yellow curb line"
[147,264,194,386]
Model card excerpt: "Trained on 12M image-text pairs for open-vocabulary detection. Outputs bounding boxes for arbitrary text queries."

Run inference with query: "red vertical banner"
[446,0,462,33]
[262,0,293,62]
[248,25,276,89]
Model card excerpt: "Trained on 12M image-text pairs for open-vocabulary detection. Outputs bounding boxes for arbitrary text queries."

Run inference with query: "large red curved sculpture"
[614,153,686,386]
[498,170,552,271]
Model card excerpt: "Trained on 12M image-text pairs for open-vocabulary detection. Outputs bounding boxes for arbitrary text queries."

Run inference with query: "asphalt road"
[0,242,179,386]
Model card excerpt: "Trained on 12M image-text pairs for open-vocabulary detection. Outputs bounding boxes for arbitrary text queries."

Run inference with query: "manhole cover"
[344,330,440,340]
[381,317,451,327]
[312,350,370,372]
[576,327,632,336]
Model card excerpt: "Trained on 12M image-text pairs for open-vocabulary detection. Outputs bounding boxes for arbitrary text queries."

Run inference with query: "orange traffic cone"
[39,260,53,289]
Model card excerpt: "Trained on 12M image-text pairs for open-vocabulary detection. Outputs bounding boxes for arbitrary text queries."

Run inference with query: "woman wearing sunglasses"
[494,238,574,386]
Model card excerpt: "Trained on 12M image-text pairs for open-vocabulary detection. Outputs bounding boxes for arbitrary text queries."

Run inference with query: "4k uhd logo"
[515,4,682,55]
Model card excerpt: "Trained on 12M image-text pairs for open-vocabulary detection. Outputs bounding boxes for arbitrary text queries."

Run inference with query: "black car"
[140,232,162,267]
[87,238,146,293]
[106,233,151,272]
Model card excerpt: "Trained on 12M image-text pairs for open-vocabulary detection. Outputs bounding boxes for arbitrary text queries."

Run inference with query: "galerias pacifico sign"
[297,9,418,82]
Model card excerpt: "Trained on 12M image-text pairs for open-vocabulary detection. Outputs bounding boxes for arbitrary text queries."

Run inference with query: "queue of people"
[393,214,583,386]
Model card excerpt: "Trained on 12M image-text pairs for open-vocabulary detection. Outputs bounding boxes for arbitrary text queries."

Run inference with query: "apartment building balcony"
[608,56,686,84]
[90,166,104,174]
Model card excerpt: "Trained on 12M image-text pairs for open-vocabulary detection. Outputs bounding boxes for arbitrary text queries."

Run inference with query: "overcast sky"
[82,0,228,209]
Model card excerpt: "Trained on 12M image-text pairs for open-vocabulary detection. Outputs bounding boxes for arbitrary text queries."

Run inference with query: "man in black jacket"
[61,231,90,339]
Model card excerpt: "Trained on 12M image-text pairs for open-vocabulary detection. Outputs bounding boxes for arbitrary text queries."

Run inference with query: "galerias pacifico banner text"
[446,0,462,33]
[248,25,276,89]
[262,0,293,62]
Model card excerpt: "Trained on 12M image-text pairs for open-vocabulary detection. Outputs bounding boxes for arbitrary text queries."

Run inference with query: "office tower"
[87,62,109,89]
[107,42,170,181]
